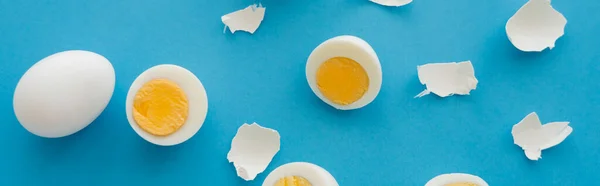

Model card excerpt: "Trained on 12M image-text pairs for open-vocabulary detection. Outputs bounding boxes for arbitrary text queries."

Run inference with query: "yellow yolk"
[445,182,478,186]
[316,57,369,105]
[133,79,189,136]
[274,176,312,186]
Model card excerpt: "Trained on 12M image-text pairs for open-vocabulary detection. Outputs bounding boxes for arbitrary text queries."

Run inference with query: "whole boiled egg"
[125,64,208,146]
[262,162,338,186]
[13,50,115,138]
[425,173,489,186]
[306,35,382,110]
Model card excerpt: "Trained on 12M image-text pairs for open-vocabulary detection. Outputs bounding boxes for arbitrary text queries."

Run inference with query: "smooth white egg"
[125,64,208,146]
[306,35,382,110]
[425,173,489,186]
[13,50,115,138]
[262,162,338,186]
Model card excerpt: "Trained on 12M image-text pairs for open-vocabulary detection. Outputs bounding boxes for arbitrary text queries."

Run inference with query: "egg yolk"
[445,182,478,186]
[133,79,189,136]
[316,57,369,105]
[274,176,312,186]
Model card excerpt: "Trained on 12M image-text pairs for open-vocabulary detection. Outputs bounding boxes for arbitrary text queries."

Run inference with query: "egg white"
[125,64,208,146]
[425,173,488,186]
[262,162,338,186]
[306,35,382,110]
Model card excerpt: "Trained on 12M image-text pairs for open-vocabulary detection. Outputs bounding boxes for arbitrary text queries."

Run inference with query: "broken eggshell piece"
[415,61,478,98]
[262,162,339,186]
[228,122,280,181]
[425,173,488,186]
[370,0,412,7]
[511,112,572,161]
[506,0,567,52]
[222,4,266,34]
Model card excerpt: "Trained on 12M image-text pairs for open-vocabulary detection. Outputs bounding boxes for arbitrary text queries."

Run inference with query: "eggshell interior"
[505,0,567,52]
[227,123,280,181]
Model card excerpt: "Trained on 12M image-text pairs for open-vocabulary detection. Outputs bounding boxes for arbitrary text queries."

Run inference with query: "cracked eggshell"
[511,112,572,160]
[306,35,382,110]
[125,64,208,146]
[506,0,567,52]
[13,50,115,138]
[222,4,266,34]
[415,61,478,98]
[370,0,412,7]
[425,173,488,186]
[228,123,280,181]
[262,162,338,186]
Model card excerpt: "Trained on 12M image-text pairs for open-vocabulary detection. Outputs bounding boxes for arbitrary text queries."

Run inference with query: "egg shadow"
[291,74,391,130]
[483,27,551,65]
[505,131,575,167]
[290,80,361,127]
[257,0,292,6]
[533,136,575,160]
[298,80,362,115]
[506,46,548,63]
[311,94,390,129]
[133,138,186,168]
[347,0,414,16]
[29,135,77,162]
[25,121,104,169]
[378,3,414,17]
[346,0,379,6]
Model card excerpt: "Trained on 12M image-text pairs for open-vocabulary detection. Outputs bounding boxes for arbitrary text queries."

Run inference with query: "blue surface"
[1,0,599,185]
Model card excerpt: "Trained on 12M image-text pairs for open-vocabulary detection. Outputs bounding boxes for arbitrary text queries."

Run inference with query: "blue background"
[0,0,598,185]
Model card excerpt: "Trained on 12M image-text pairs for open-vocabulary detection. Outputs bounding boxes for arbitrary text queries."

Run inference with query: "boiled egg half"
[425,173,489,186]
[306,35,382,110]
[125,64,208,146]
[262,162,338,186]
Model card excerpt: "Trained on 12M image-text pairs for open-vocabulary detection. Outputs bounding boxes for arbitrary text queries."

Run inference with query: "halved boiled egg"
[125,64,208,146]
[262,162,338,186]
[425,173,489,186]
[306,35,382,110]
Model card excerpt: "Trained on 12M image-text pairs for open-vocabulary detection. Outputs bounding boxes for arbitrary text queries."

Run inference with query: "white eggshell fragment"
[370,0,412,7]
[425,173,488,186]
[511,112,572,161]
[125,64,208,146]
[506,0,567,52]
[13,50,115,138]
[263,162,339,186]
[228,123,280,181]
[306,35,382,110]
[222,4,266,34]
[415,61,478,98]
